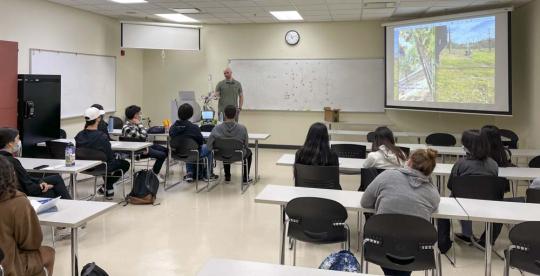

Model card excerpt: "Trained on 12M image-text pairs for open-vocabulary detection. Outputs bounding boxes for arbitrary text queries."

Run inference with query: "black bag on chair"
[127,170,160,205]
[81,262,109,276]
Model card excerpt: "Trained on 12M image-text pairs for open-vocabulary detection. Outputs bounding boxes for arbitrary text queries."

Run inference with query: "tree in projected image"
[396,27,436,102]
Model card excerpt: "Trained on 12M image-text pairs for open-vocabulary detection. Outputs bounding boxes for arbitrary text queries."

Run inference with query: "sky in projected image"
[392,16,496,104]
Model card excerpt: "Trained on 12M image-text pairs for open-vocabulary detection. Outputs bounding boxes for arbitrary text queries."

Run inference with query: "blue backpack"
[319,250,361,273]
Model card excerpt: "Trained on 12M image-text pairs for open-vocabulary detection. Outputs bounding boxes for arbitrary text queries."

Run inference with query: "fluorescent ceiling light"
[110,0,147,3]
[270,11,303,21]
[172,8,201,14]
[156,13,199,23]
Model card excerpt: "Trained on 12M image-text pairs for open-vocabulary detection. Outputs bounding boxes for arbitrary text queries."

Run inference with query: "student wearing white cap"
[91,103,110,138]
[75,107,130,199]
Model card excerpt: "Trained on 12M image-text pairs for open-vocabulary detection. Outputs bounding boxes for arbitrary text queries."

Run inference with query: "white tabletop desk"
[456,198,540,276]
[278,154,540,194]
[202,132,271,183]
[331,141,540,162]
[49,139,152,189]
[197,258,370,276]
[276,154,366,174]
[328,130,461,144]
[30,197,116,276]
[255,185,467,265]
[19,157,103,199]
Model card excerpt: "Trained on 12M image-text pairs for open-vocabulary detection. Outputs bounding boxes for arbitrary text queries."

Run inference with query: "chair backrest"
[110,116,124,129]
[119,136,146,142]
[59,128,67,139]
[508,221,540,274]
[529,156,540,168]
[399,146,410,158]
[213,138,245,163]
[285,197,348,244]
[46,141,68,159]
[294,163,341,190]
[359,168,385,191]
[331,144,366,159]
[425,133,456,146]
[76,147,107,162]
[449,175,507,201]
[526,188,540,203]
[363,214,437,272]
[500,129,519,149]
[200,124,215,132]
[170,136,199,161]
[367,132,376,143]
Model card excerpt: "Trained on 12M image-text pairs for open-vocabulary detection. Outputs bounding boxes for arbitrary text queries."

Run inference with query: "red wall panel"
[0,40,18,128]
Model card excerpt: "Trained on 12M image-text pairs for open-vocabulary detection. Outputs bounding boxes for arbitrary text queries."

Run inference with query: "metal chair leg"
[504,249,510,276]
[292,239,297,266]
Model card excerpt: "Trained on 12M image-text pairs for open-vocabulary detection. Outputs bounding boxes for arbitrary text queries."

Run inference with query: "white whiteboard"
[30,49,116,119]
[229,59,384,112]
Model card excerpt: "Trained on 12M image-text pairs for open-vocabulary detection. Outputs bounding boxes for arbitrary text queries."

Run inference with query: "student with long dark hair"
[363,126,406,169]
[481,125,513,167]
[295,122,338,166]
[0,155,55,276]
[438,130,499,252]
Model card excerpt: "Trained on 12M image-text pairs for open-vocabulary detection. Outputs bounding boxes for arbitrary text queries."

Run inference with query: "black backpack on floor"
[81,262,109,276]
[126,169,160,205]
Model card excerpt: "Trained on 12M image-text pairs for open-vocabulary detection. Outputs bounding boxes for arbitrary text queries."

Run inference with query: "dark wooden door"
[0,40,18,128]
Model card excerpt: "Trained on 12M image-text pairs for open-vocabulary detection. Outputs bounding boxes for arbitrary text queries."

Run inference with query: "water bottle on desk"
[65,142,76,167]
[107,117,114,133]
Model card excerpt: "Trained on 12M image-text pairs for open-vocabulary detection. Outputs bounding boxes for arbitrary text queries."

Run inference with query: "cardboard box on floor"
[324,107,340,122]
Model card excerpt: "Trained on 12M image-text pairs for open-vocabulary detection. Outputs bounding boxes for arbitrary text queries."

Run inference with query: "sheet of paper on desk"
[110,142,121,147]
[30,197,60,214]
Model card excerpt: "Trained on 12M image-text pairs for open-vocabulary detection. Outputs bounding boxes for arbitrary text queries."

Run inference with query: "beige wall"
[0,0,143,137]
[143,9,536,146]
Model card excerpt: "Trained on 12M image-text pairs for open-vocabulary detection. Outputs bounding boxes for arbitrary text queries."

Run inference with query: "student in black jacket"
[75,107,130,199]
[169,103,217,182]
[0,128,71,199]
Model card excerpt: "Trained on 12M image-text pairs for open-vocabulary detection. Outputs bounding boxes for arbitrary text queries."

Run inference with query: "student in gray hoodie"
[361,148,440,276]
[207,105,252,182]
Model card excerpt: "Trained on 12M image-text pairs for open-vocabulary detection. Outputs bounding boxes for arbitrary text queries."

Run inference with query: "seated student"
[122,105,168,181]
[0,155,55,276]
[481,125,514,167]
[75,107,130,199]
[361,149,440,276]
[91,103,110,138]
[0,128,71,199]
[438,130,499,252]
[169,103,217,182]
[207,105,252,182]
[363,126,406,169]
[295,122,339,166]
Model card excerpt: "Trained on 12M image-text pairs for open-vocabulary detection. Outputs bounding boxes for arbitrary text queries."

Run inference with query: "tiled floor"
[47,148,524,275]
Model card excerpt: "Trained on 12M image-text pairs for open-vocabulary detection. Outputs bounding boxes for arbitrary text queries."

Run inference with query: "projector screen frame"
[383,9,513,116]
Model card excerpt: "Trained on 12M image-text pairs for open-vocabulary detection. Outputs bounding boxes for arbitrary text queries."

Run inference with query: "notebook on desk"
[30,197,60,214]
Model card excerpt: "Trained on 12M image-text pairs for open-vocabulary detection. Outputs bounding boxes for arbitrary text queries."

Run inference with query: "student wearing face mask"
[0,128,71,199]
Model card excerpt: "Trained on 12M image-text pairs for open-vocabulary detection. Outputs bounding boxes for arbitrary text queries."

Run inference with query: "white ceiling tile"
[328,3,364,10]
[291,0,326,4]
[296,4,329,11]
[221,0,258,7]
